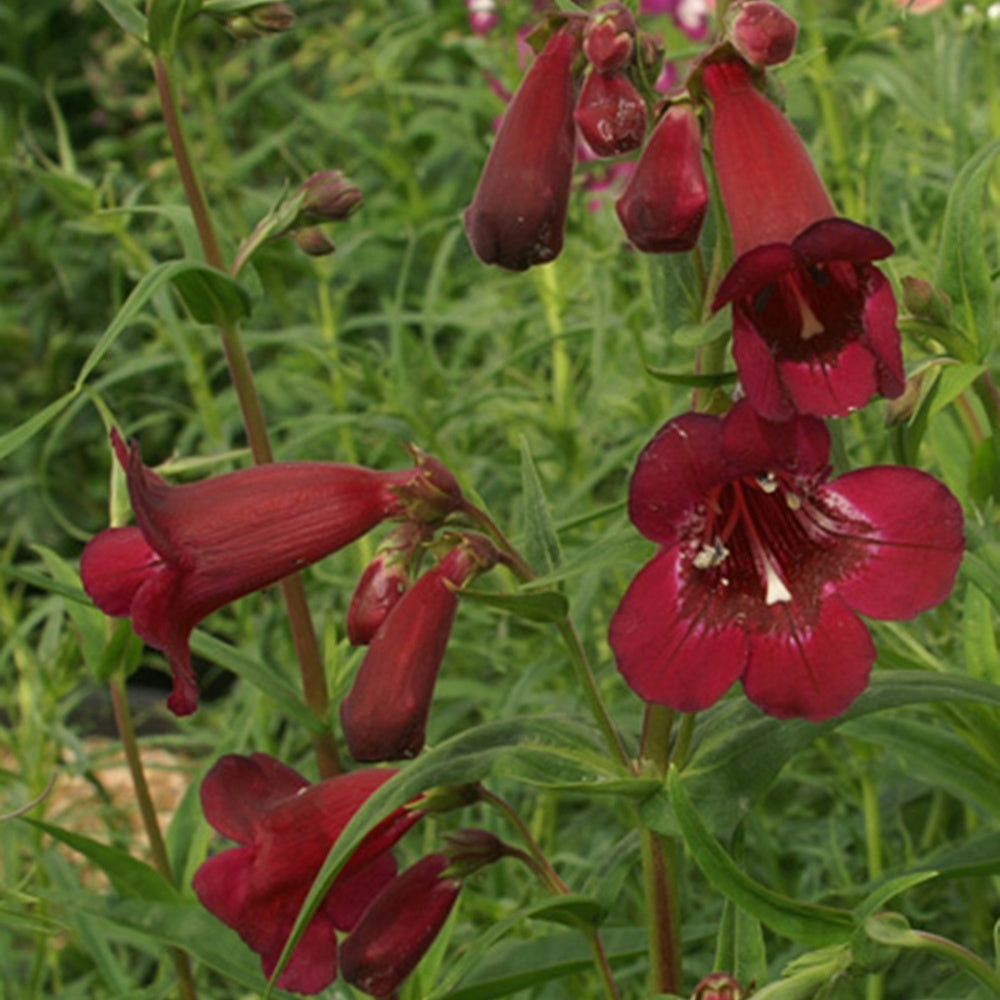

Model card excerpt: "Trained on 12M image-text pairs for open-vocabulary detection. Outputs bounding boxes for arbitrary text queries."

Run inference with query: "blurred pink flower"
[641,0,716,40]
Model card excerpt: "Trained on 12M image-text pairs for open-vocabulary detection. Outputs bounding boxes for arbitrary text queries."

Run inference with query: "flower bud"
[728,1,799,67]
[464,26,582,271]
[901,275,952,326]
[248,2,294,33]
[584,2,637,72]
[340,854,461,997]
[574,71,647,157]
[300,170,363,222]
[443,828,509,874]
[691,972,745,1000]
[340,537,498,761]
[614,102,708,252]
[347,522,429,645]
[293,226,336,256]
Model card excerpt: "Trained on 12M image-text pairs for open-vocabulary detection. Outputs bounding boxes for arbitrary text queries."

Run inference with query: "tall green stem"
[152,55,340,777]
[109,674,198,1000]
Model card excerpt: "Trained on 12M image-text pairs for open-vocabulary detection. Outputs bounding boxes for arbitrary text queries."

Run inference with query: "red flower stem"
[152,56,341,777]
[481,790,623,1000]
[458,500,631,769]
[108,673,198,1000]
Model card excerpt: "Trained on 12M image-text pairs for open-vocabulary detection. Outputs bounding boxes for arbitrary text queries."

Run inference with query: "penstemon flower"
[609,401,964,720]
[192,754,422,994]
[80,431,462,715]
[702,56,906,420]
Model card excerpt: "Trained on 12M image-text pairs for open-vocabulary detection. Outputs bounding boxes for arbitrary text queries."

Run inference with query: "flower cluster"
[193,754,501,995]
[463,0,964,721]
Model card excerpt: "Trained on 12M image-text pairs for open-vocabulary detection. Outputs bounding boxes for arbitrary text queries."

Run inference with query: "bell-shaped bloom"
[703,57,905,420]
[574,70,647,157]
[346,522,429,646]
[81,431,462,716]
[192,754,421,994]
[609,401,964,721]
[615,102,709,252]
[727,1,798,67]
[341,536,498,761]
[339,854,461,997]
[464,26,582,271]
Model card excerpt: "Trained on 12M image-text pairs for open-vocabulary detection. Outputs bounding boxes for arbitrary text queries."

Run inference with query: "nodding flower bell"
[615,102,709,253]
[464,25,583,271]
[80,431,462,715]
[192,754,422,994]
[574,70,647,157]
[340,535,499,761]
[609,401,963,721]
[702,56,905,419]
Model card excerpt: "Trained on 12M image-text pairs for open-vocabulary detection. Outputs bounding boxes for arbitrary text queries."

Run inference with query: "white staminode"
[764,561,792,605]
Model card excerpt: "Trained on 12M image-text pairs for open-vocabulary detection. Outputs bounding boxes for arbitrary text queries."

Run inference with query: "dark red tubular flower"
[609,401,964,721]
[574,70,647,156]
[339,854,461,997]
[192,754,421,995]
[703,57,905,420]
[340,536,498,762]
[614,103,709,253]
[464,26,582,271]
[81,431,461,716]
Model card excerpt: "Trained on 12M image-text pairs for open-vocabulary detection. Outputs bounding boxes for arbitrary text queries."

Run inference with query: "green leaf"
[147,0,201,54]
[645,365,739,388]
[518,436,562,576]
[644,671,1000,838]
[170,263,252,325]
[667,767,855,947]
[934,139,1000,358]
[459,587,568,623]
[94,0,148,38]
[0,390,75,462]
[672,310,731,348]
[25,820,179,903]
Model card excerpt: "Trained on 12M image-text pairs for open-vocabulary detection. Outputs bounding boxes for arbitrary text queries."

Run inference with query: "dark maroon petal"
[713,242,798,309]
[822,467,964,619]
[200,753,309,843]
[326,851,398,933]
[793,217,894,266]
[609,549,748,711]
[730,310,791,421]
[574,70,646,157]
[464,28,581,270]
[862,268,906,399]
[340,854,460,998]
[262,913,339,995]
[629,413,730,545]
[720,401,830,478]
[777,337,878,418]
[742,594,875,720]
[192,845,253,934]
[80,526,162,617]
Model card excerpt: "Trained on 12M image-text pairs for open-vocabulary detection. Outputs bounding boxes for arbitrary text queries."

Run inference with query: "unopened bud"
[300,170,363,222]
[249,2,294,33]
[691,972,745,1000]
[574,70,647,156]
[901,275,952,326]
[584,2,637,72]
[443,828,510,874]
[293,226,336,256]
[728,1,798,67]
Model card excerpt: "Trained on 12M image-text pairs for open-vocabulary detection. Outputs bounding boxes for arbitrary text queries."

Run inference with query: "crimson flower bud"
[346,522,429,645]
[443,828,509,874]
[728,1,799,67]
[340,854,461,997]
[464,27,582,271]
[340,536,498,761]
[614,102,708,252]
[691,972,745,1000]
[300,170,363,222]
[574,71,647,157]
[584,2,637,72]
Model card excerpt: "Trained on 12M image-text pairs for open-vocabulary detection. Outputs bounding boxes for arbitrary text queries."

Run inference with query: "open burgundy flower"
[81,431,461,716]
[703,57,905,420]
[192,754,421,995]
[609,401,963,720]
[340,535,498,762]
[464,25,582,271]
